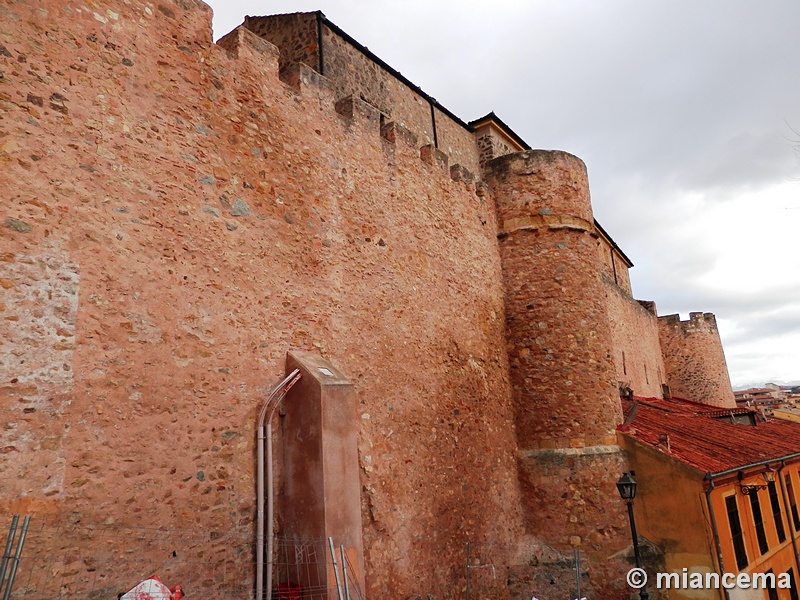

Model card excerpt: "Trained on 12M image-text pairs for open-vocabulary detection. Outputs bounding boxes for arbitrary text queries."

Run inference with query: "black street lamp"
[739,466,777,495]
[617,472,649,600]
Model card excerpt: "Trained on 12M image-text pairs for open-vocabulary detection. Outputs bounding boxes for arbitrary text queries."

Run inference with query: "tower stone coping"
[498,214,594,237]
[692,311,717,322]
[485,148,587,180]
[519,445,623,460]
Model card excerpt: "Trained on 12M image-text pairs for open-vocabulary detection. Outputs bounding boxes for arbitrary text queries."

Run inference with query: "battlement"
[217,24,280,71]
[213,24,480,189]
[637,300,657,315]
[239,11,534,177]
[659,311,719,329]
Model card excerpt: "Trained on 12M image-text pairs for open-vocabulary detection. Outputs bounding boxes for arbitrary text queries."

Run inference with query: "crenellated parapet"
[661,311,718,327]
[658,312,736,408]
[217,23,280,68]
[242,12,482,175]
[214,26,480,190]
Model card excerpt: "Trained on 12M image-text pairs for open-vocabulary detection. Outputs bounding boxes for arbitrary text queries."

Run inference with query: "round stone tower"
[486,150,621,448]
[485,150,629,597]
[658,312,736,408]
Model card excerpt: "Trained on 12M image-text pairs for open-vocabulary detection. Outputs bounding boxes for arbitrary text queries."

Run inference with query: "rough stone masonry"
[0,1,735,598]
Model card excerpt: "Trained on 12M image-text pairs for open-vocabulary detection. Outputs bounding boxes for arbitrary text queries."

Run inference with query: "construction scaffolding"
[2,517,362,600]
[464,541,501,600]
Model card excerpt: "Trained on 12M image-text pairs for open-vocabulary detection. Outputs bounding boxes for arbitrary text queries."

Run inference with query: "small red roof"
[735,387,783,395]
[619,397,800,475]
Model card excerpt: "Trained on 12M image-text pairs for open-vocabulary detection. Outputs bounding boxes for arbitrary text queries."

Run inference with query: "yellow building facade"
[620,397,800,599]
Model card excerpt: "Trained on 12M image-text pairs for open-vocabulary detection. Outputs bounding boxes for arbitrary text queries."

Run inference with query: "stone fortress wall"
[0,1,735,598]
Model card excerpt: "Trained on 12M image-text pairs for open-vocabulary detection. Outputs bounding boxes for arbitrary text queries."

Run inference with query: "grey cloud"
[722,310,800,345]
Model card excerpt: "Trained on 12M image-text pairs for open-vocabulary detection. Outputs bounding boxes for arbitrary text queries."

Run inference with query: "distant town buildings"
[735,384,800,411]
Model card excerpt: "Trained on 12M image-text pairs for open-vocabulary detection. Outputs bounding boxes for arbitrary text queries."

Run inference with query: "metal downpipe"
[1,515,30,600]
[256,369,302,600]
[0,516,19,590]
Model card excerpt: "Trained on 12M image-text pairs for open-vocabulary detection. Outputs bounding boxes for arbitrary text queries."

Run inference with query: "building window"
[749,491,770,555]
[725,495,749,570]
[767,481,787,543]
[787,477,800,531]
[766,569,779,600]
[790,568,799,600]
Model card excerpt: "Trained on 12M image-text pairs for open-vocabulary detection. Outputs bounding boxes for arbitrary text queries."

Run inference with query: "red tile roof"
[619,397,800,474]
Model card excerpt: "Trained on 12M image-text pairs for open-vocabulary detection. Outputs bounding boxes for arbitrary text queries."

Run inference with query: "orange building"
[619,397,800,599]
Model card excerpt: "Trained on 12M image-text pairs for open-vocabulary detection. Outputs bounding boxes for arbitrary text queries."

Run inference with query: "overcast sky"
[205,0,800,389]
